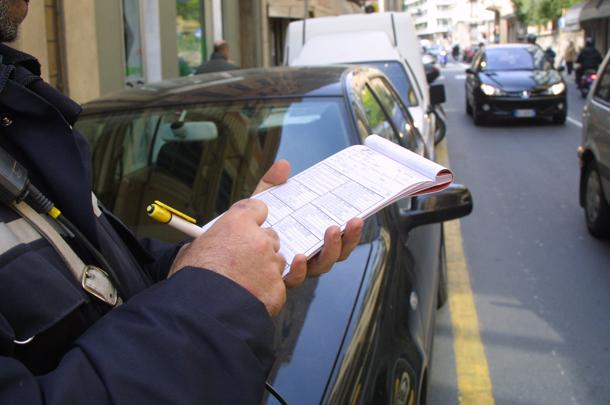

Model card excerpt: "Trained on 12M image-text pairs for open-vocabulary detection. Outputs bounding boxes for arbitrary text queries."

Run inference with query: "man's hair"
[0,1,19,43]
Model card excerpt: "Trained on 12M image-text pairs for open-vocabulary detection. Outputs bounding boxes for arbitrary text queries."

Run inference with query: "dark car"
[75,66,472,404]
[465,43,567,125]
[578,50,610,237]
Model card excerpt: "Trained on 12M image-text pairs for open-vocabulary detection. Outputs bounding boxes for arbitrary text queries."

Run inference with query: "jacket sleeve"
[0,268,276,405]
[138,237,189,281]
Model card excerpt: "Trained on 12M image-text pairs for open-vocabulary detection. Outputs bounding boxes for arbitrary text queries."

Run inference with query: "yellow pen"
[146,200,204,238]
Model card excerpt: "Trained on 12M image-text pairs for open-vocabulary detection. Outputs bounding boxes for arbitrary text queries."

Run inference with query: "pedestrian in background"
[196,39,239,74]
[564,41,577,75]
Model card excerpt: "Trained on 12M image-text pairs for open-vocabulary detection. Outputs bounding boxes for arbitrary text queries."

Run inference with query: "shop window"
[123,0,144,86]
[176,0,206,76]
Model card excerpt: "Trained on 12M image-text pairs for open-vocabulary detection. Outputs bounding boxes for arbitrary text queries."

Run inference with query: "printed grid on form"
[254,145,428,275]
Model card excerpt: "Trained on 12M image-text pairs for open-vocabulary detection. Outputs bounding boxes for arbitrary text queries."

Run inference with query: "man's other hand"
[252,160,364,289]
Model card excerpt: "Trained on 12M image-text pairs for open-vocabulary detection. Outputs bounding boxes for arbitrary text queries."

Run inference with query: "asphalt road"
[428,61,610,405]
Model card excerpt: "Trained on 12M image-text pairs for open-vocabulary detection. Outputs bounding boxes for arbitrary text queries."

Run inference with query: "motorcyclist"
[576,37,603,88]
[452,44,460,61]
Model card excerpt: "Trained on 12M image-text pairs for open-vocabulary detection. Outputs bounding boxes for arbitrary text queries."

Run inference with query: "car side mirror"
[425,65,440,83]
[465,67,475,75]
[400,184,473,232]
[430,84,446,105]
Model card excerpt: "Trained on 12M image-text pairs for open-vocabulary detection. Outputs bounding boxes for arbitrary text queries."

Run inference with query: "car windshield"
[482,47,548,71]
[75,98,352,241]
[361,61,419,107]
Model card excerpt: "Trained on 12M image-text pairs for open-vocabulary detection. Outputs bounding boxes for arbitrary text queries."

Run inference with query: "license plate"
[513,109,536,117]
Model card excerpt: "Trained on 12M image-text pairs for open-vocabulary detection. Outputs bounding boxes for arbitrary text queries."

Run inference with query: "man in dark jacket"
[576,37,603,87]
[0,1,362,403]
[195,39,239,74]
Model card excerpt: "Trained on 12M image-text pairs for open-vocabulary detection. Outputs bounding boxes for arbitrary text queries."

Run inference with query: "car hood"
[264,243,373,404]
[480,69,563,92]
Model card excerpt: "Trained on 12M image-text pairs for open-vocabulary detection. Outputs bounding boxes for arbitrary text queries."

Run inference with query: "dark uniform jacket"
[0,44,274,404]
[577,46,603,70]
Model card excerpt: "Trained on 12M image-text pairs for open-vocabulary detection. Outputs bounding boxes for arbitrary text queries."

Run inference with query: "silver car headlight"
[480,83,505,96]
[545,82,566,95]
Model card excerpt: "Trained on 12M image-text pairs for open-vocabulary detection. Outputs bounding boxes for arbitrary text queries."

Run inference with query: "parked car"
[578,50,610,237]
[75,66,472,404]
[284,12,447,153]
[465,43,567,125]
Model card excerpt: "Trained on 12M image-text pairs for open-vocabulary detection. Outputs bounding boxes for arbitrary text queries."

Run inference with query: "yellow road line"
[436,141,495,404]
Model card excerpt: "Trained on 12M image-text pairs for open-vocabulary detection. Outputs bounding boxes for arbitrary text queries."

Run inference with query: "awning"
[267,0,337,19]
[564,1,586,29]
[580,0,610,22]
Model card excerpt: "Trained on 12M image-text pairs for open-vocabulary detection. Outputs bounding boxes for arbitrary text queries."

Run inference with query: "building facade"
[404,0,457,41]
[404,0,516,46]
[12,0,365,104]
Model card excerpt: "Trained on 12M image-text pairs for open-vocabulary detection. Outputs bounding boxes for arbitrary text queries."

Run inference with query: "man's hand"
[252,160,363,289]
[169,160,363,317]
[170,199,286,316]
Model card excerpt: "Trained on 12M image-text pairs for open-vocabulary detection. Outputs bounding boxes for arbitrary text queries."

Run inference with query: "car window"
[368,77,424,155]
[594,61,610,103]
[358,83,401,144]
[360,61,419,106]
[76,98,352,241]
[482,46,549,71]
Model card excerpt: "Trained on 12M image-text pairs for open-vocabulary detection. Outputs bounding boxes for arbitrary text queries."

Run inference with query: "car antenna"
[302,0,308,45]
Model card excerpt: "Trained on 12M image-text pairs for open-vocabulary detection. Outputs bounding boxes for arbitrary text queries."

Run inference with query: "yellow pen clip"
[146,203,171,224]
[151,200,197,224]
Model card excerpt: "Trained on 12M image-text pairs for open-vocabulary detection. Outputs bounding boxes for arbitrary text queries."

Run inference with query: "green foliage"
[511,0,529,24]
[512,0,580,25]
[177,0,201,21]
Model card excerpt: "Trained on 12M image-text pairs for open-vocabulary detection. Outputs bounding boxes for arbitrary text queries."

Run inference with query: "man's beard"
[0,2,19,43]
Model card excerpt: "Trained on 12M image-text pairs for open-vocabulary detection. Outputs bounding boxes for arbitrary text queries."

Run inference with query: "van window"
[594,61,610,103]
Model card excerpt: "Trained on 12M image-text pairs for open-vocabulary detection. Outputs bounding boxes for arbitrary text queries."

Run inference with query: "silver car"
[579,50,610,237]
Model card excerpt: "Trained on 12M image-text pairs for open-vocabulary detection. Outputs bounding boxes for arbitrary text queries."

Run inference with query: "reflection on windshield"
[483,46,548,71]
[362,61,419,107]
[76,98,352,241]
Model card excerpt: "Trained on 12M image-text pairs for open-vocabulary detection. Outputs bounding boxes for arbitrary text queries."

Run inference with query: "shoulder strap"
[12,202,121,307]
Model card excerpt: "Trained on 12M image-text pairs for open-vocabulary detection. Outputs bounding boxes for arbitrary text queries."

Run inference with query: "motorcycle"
[580,69,597,98]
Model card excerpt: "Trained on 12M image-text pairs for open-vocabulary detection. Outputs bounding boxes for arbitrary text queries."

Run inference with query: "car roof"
[81,66,361,116]
[484,43,540,51]
[292,31,401,65]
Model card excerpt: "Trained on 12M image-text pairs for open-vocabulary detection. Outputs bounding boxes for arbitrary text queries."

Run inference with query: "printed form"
[254,143,432,275]
[199,135,453,276]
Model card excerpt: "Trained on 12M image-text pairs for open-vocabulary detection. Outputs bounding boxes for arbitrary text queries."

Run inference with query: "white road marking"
[454,74,466,80]
[567,116,582,128]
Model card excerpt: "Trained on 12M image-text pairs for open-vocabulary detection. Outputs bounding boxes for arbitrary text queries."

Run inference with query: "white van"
[284,12,446,153]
